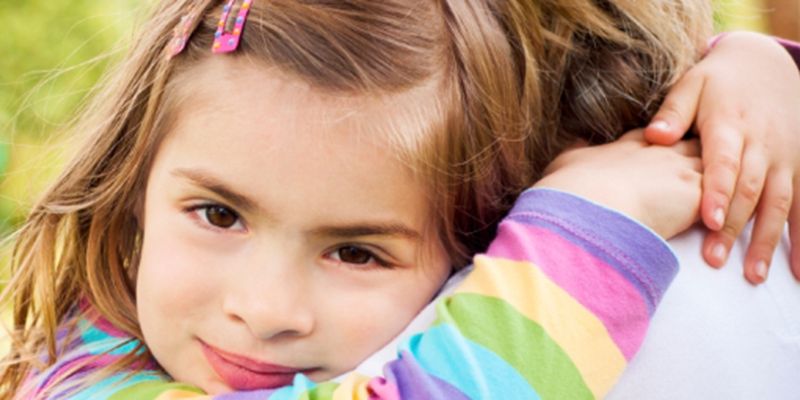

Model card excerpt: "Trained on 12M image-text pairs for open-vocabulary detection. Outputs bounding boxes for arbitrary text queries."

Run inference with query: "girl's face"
[136,58,451,394]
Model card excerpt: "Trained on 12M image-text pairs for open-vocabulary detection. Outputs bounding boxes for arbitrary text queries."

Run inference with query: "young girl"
[1,0,798,398]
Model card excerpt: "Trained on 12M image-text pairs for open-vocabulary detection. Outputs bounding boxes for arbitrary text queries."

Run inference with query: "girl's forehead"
[175,56,443,131]
[168,57,446,155]
[157,57,441,227]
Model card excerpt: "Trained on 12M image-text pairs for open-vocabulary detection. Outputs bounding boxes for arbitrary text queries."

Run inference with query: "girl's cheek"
[138,216,225,315]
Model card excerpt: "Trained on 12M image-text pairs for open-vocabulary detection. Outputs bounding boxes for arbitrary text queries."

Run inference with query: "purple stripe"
[217,390,276,399]
[777,38,800,69]
[36,353,89,393]
[37,352,125,393]
[503,189,678,314]
[379,351,471,400]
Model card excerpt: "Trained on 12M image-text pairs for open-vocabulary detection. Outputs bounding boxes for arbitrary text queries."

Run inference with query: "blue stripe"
[400,324,541,400]
[69,372,161,399]
[265,374,317,400]
[79,319,142,356]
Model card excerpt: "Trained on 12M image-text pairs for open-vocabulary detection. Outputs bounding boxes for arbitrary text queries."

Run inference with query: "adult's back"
[610,223,800,399]
[356,222,800,398]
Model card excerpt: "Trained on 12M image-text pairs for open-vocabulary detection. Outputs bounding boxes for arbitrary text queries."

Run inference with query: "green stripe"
[109,380,203,399]
[435,293,593,400]
[303,381,338,399]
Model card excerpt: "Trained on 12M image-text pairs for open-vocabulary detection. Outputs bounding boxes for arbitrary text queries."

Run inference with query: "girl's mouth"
[200,341,317,390]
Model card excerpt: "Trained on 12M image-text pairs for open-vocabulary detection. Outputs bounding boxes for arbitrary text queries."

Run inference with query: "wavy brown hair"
[1,0,711,397]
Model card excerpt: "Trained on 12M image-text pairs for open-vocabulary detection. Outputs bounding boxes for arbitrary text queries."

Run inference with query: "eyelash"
[326,245,394,270]
[184,202,246,233]
[183,203,394,270]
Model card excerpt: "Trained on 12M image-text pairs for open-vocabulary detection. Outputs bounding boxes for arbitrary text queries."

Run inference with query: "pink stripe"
[487,221,649,359]
[93,318,129,338]
[79,299,130,339]
[367,377,401,400]
[706,32,729,53]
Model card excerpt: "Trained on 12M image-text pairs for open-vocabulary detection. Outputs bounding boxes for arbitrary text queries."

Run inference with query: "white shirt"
[355,223,800,399]
[609,223,800,399]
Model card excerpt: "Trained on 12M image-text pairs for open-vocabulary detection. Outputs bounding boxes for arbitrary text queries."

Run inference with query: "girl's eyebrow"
[171,167,262,214]
[307,223,421,240]
[171,167,422,240]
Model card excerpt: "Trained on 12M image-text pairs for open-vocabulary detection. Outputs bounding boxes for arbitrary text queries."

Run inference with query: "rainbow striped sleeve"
[359,188,677,399]
[104,188,677,400]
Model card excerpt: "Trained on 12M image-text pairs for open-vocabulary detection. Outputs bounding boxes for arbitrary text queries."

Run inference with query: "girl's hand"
[644,31,800,284]
[536,130,702,240]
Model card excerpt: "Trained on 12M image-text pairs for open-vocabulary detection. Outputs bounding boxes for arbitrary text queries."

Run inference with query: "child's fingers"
[743,168,794,284]
[703,148,767,268]
[644,69,705,145]
[699,122,744,231]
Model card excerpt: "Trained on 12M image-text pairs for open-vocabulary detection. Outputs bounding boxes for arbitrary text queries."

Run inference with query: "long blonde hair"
[1,0,711,396]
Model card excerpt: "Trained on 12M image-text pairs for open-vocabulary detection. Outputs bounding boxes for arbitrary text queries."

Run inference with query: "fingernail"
[712,243,727,263]
[755,261,768,280]
[712,208,725,229]
[649,120,670,131]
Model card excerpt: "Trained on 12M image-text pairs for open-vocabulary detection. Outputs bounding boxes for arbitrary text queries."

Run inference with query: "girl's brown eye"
[337,246,373,264]
[205,205,239,228]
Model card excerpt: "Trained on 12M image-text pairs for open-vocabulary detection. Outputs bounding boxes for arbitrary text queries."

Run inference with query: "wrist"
[505,188,680,336]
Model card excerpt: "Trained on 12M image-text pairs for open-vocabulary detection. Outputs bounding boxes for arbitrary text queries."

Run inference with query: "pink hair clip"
[170,13,196,57]
[213,0,253,53]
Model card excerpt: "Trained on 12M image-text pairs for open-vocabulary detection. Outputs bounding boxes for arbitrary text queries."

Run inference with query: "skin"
[136,57,451,394]
[536,130,702,240]
[645,32,800,284]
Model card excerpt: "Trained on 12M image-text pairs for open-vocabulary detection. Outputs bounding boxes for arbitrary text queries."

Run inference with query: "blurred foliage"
[0,1,149,338]
[0,0,144,234]
[716,0,770,32]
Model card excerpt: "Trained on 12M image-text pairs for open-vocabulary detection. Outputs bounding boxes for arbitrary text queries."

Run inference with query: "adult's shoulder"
[610,224,800,399]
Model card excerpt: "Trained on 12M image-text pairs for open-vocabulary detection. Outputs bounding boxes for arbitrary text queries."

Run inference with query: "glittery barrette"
[170,12,198,57]
[213,0,253,54]
[169,0,254,59]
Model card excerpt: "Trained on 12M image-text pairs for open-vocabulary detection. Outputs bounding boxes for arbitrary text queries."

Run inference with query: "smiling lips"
[200,341,315,390]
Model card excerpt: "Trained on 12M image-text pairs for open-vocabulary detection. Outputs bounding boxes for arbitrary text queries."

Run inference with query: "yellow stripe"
[457,255,626,396]
[154,389,212,399]
[333,373,372,400]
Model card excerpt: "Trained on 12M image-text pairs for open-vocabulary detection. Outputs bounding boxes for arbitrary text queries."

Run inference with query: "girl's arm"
[645,32,800,284]
[56,134,700,399]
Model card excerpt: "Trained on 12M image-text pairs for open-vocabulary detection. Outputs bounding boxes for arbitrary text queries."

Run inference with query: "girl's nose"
[222,263,315,340]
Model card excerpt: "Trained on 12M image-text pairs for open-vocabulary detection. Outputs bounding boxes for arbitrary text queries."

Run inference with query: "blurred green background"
[0,0,142,235]
[0,0,792,348]
[0,0,145,347]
